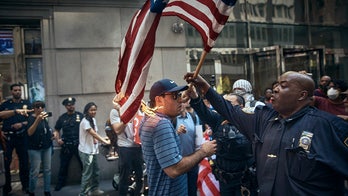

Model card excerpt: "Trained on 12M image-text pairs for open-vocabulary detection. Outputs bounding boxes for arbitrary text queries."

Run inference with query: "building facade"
[1,0,348,127]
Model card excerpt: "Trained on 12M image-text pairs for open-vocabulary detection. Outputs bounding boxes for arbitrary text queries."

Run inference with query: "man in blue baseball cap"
[140,78,217,196]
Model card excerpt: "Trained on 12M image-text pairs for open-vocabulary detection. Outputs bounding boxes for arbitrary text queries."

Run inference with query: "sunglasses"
[162,92,182,100]
[34,104,45,109]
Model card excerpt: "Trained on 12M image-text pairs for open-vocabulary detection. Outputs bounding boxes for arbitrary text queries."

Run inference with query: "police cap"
[62,97,76,106]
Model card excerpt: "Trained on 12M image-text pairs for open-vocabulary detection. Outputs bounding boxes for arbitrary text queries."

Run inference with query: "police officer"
[191,93,256,196]
[53,97,83,191]
[185,72,348,195]
[0,83,31,195]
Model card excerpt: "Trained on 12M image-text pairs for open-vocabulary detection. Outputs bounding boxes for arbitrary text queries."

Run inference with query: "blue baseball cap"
[149,79,188,101]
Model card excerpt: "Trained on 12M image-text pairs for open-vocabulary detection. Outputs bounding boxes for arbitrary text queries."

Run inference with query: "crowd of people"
[0,70,347,196]
[0,85,111,196]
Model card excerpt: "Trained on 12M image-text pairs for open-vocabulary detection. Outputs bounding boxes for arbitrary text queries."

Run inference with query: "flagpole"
[193,50,207,78]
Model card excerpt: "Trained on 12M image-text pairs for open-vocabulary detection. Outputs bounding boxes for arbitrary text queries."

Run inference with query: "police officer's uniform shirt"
[78,117,99,154]
[109,109,139,147]
[54,111,82,144]
[203,88,348,196]
[0,99,31,132]
[191,100,253,166]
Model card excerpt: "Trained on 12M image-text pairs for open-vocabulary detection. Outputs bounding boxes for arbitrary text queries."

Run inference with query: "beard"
[13,94,21,100]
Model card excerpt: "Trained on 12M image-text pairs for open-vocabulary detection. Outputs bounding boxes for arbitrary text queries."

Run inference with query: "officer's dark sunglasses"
[162,92,182,100]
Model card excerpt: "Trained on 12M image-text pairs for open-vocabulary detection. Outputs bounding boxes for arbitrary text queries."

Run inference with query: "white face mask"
[327,88,339,100]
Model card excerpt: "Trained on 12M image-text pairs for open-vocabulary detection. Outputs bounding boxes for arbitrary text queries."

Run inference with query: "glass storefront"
[185,0,348,98]
[0,22,42,102]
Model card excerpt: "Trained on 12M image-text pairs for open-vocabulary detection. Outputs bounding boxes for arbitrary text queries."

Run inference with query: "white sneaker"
[88,189,104,195]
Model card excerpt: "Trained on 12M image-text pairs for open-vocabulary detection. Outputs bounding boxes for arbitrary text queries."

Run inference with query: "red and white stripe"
[115,0,162,123]
[197,157,220,196]
[163,0,235,52]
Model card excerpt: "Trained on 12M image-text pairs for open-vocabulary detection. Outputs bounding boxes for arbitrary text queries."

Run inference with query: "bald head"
[284,71,315,97]
[272,71,315,118]
[320,75,331,87]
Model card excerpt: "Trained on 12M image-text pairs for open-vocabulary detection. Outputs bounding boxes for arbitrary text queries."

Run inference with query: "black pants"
[56,143,82,186]
[219,180,258,196]
[4,133,29,193]
[118,147,143,196]
[187,165,198,196]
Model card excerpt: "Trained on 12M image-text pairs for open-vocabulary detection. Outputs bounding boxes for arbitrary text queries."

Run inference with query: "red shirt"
[314,96,348,115]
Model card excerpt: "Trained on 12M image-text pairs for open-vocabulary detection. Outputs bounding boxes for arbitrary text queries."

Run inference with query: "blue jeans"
[28,147,52,193]
[79,151,100,196]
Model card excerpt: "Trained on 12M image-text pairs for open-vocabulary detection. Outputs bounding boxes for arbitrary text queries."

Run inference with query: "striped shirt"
[140,112,187,196]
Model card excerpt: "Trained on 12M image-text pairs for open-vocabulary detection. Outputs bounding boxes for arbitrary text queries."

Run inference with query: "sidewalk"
[8,179,118,196]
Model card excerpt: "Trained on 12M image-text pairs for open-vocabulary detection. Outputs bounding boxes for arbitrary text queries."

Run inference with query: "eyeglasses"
[162,92,182,100]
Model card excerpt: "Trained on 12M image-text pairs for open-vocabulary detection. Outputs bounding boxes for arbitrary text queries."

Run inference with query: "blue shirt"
[175,112,198,156]
[203,87,348,196]
[140,112,187,196]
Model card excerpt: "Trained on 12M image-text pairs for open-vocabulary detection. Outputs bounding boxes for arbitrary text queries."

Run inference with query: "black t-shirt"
[27,115,52,150]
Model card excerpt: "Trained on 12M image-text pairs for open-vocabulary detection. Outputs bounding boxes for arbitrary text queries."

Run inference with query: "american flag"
[114,0,168,123]
[163,0,237,52]
[115,0,236,123]
[198,157,220,196]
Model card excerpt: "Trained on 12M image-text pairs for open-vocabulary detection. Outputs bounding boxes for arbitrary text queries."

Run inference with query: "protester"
[0,83,31,195]
[110,107,143,196]
[314,75,331,98]
[193,93,257,196]
[140,79,217,196]
[184,71,348,195]
[232,79,264,113]
[313,79,348,118]
[174,100,201,196]
[78,102,110,196]
[259,87,272,104]
[27,101,53,196]
[53,97,83,191]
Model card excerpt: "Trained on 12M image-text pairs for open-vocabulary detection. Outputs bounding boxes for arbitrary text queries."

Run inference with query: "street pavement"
[7,179,118,196]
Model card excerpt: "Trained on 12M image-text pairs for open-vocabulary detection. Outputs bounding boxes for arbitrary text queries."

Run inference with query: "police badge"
[76,114,80,122]
[298,131,313,152]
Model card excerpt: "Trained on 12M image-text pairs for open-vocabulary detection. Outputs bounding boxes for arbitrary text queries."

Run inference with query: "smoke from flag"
[163,0,237,52]
[114,0,168,123]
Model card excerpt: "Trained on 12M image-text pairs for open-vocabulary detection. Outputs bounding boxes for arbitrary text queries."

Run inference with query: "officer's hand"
[200,140,217,157]
[184,73,210,95]
[15,109,34,117]
[184,84,199,99]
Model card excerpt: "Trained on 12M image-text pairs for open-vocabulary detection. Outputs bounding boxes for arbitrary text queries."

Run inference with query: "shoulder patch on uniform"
[344,137,348,147]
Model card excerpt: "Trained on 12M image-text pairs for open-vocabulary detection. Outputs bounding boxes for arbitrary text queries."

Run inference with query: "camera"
[46,112,52,117]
